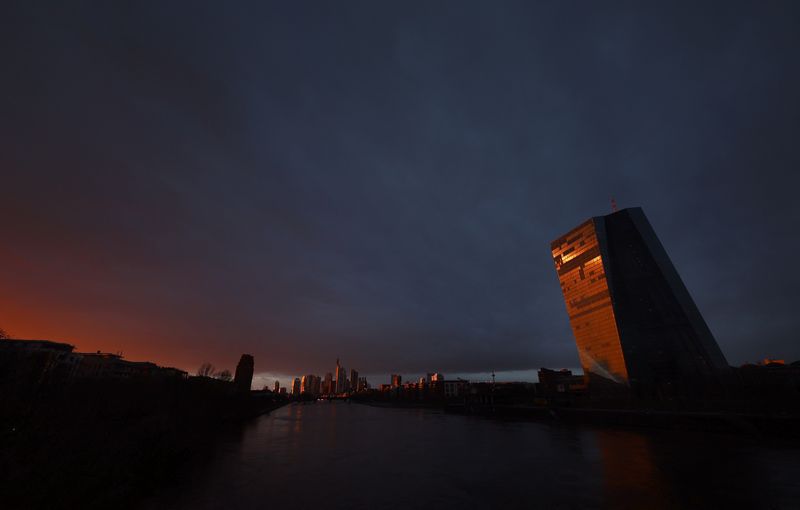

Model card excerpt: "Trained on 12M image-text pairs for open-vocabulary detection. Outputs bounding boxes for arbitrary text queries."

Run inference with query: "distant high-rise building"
[323,372,333,394]
[301,374,313,394]
[233,354,254,393]
[551,207,729,398]
[335,358,347,394]
[358,376,368,391]
[291,377,301,395]
[273,380,280,393]
[391,374,402,388]
[349,368,359,392]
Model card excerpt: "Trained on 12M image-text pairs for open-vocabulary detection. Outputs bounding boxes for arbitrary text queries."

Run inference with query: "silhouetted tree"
[197,362,215,377]
[214,369,232,382]
[0,327,9,339]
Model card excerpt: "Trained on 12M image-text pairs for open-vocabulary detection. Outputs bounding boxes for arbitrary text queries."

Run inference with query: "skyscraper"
[300,374,320,396]
[291,377,301,395]
[551,207,729,398]
[323,372,333,395]
[335,358,347,394]
[273,380,280,393]
[233,354,254,393]
[391,374,402,388]
[349,368,359,393]
[301,374,313,394]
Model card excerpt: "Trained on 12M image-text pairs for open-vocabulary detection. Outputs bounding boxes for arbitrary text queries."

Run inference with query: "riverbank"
[0,377,287,510]
[354,399,800,439]
[447,403,800,438]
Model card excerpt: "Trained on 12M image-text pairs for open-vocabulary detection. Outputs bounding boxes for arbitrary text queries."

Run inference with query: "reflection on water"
[593,429,669,509]
[143,402,800,509]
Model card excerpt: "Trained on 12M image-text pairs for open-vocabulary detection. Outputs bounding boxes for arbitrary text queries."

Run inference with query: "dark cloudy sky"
[2,1,799,380]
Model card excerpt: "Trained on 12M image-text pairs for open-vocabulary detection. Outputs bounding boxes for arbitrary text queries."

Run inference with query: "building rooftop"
[0,338,75,352]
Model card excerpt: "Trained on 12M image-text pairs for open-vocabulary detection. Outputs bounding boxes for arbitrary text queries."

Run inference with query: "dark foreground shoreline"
[0,378,286,510]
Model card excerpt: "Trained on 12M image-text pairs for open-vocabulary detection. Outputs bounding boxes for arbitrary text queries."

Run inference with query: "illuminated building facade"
[300,374,321,396]
[551,207,729,398]
[301,374,313,394]
[335,359,347,394]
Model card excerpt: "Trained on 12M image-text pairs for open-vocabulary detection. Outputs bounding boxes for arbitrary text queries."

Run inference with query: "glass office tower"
[551,207,729,398]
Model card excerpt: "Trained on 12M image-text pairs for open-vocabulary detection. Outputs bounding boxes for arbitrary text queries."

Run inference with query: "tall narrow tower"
[551,207,729,398]
[335,358,347,394]
[233,354,254,393]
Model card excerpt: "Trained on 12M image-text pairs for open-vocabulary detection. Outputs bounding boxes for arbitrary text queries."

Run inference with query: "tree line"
[196,362,232,382]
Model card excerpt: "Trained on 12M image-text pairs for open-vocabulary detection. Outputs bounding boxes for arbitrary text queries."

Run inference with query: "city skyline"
[3,2,800,508]
[3,2,800,378]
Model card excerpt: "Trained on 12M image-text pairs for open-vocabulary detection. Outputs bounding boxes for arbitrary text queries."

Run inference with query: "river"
[142,401,800,509]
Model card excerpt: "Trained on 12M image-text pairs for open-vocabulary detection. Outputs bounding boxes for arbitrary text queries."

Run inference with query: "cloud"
[2,1,799,378]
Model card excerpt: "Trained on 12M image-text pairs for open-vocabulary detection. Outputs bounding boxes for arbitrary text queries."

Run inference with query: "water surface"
[143,402,800,509]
